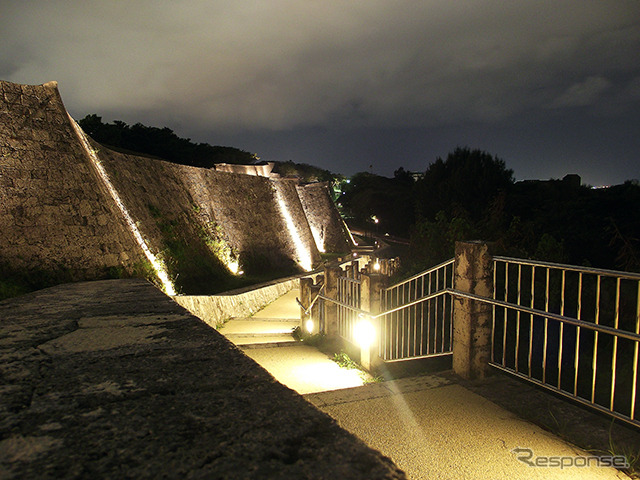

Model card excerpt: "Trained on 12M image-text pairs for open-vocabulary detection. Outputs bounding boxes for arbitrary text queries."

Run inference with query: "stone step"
[224,332,297,347]
[219,319,299,335]
[232,317,300,323]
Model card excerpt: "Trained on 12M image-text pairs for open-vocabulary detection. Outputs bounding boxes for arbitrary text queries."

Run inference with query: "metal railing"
[489,256,640,427]
[379,259,454,361]
[336,272,362,344]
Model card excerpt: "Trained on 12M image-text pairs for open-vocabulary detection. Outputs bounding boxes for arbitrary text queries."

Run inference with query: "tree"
[414,147,514,221]
[78,115,256,167]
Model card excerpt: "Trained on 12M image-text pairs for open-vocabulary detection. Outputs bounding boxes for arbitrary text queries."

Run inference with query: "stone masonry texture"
[296,182,352,254]
[0,81,146,278]
[0,80,347,287]
[0,279,405,479]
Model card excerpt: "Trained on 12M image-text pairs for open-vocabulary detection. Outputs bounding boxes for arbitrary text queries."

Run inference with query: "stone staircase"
[219,317,299,348]
[218,289,301,348]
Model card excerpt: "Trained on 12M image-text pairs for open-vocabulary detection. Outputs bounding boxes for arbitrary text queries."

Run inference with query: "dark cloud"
[1,1,639,184]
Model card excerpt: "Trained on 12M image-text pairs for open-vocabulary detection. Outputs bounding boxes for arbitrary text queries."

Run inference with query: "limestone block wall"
[0,80,347,292]
[179,168,321,272]
[174,276,300,329]
[296,182,353,253]
[0,81,145,278]
[96,146,322,280]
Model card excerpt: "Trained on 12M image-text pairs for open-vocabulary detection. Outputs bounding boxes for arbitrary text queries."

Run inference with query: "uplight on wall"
[272,181,313,271]
[71,117,176,295]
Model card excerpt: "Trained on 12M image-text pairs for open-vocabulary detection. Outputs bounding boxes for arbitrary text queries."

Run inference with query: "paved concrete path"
[251,289,300,319]
[244,344,368,394]
[305,375,627,480]
[225,288,628,479]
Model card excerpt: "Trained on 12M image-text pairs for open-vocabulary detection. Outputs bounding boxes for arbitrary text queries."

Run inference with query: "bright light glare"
[354,318,376,347]
[272,181,313,271]
[373,261,381,271]
[228,259,240,274]
[71,117,176,295]
[305,318,314,334]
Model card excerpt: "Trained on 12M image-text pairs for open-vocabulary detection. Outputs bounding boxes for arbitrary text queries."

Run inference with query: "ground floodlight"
[305,318,314,334]
[354,317,375,348]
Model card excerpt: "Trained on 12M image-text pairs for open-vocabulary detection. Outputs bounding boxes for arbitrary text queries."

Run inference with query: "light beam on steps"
[70,116,176,296]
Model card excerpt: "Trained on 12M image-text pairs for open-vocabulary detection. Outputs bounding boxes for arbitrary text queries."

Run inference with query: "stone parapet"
[0,279,405,479]
[173,277,300,329]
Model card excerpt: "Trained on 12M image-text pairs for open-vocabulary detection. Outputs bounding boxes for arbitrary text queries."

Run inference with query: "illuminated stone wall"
[212,162,274,177]
[96,147,322,278]
[0,81,146,278]
[296,182,353,254]
[0,80,345,291]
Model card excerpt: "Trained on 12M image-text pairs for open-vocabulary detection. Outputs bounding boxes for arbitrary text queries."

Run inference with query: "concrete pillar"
[452,241,494,380]
[299,277,313,322]
[299,277,316,334]
[324,266,341,337]
[359,273,386,372]
[310,283,322,334]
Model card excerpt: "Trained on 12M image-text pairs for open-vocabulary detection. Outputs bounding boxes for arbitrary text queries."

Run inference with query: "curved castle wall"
[0,80,349,293]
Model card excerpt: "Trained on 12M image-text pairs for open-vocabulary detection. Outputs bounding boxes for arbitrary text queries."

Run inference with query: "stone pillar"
[359,273,386,372]
[452,241,494,380]
[324,266,341,337]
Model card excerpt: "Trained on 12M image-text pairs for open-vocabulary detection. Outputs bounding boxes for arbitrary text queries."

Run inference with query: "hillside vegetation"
[78,115,340,184]
[340,148,640,275]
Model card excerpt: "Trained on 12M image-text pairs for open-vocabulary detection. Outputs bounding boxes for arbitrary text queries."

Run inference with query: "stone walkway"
[219,289,300,345]
[0,280,404,479]
[4,280,631,479]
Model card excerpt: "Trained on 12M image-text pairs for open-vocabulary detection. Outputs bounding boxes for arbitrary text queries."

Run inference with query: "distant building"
[562,174,581,189]
[518,174,581,189]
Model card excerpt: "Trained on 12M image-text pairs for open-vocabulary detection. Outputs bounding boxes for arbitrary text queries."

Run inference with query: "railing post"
[299,277,318,334]
[360,273,386,371]
[311,275,323,333]
[453,241,494,380]
[324,265,341,337]
[299,277,312,321]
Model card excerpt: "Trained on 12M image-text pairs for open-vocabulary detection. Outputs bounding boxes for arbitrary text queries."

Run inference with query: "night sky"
[2,1,639,186]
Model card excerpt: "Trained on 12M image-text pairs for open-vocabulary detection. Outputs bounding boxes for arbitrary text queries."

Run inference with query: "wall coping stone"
[0,279,405,479]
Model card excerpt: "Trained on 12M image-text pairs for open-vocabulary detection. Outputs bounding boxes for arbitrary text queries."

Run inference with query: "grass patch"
[332,350,383,384]
[0,263,76,301]
[333,351,360,369]
[600,420,640,478]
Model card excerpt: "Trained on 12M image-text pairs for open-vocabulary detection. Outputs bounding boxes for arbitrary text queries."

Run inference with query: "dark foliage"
[342,147,640,276]
[409,153,640,272]
[414,147,515,221]
[340,169,415,237]
[79,114,257,167]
